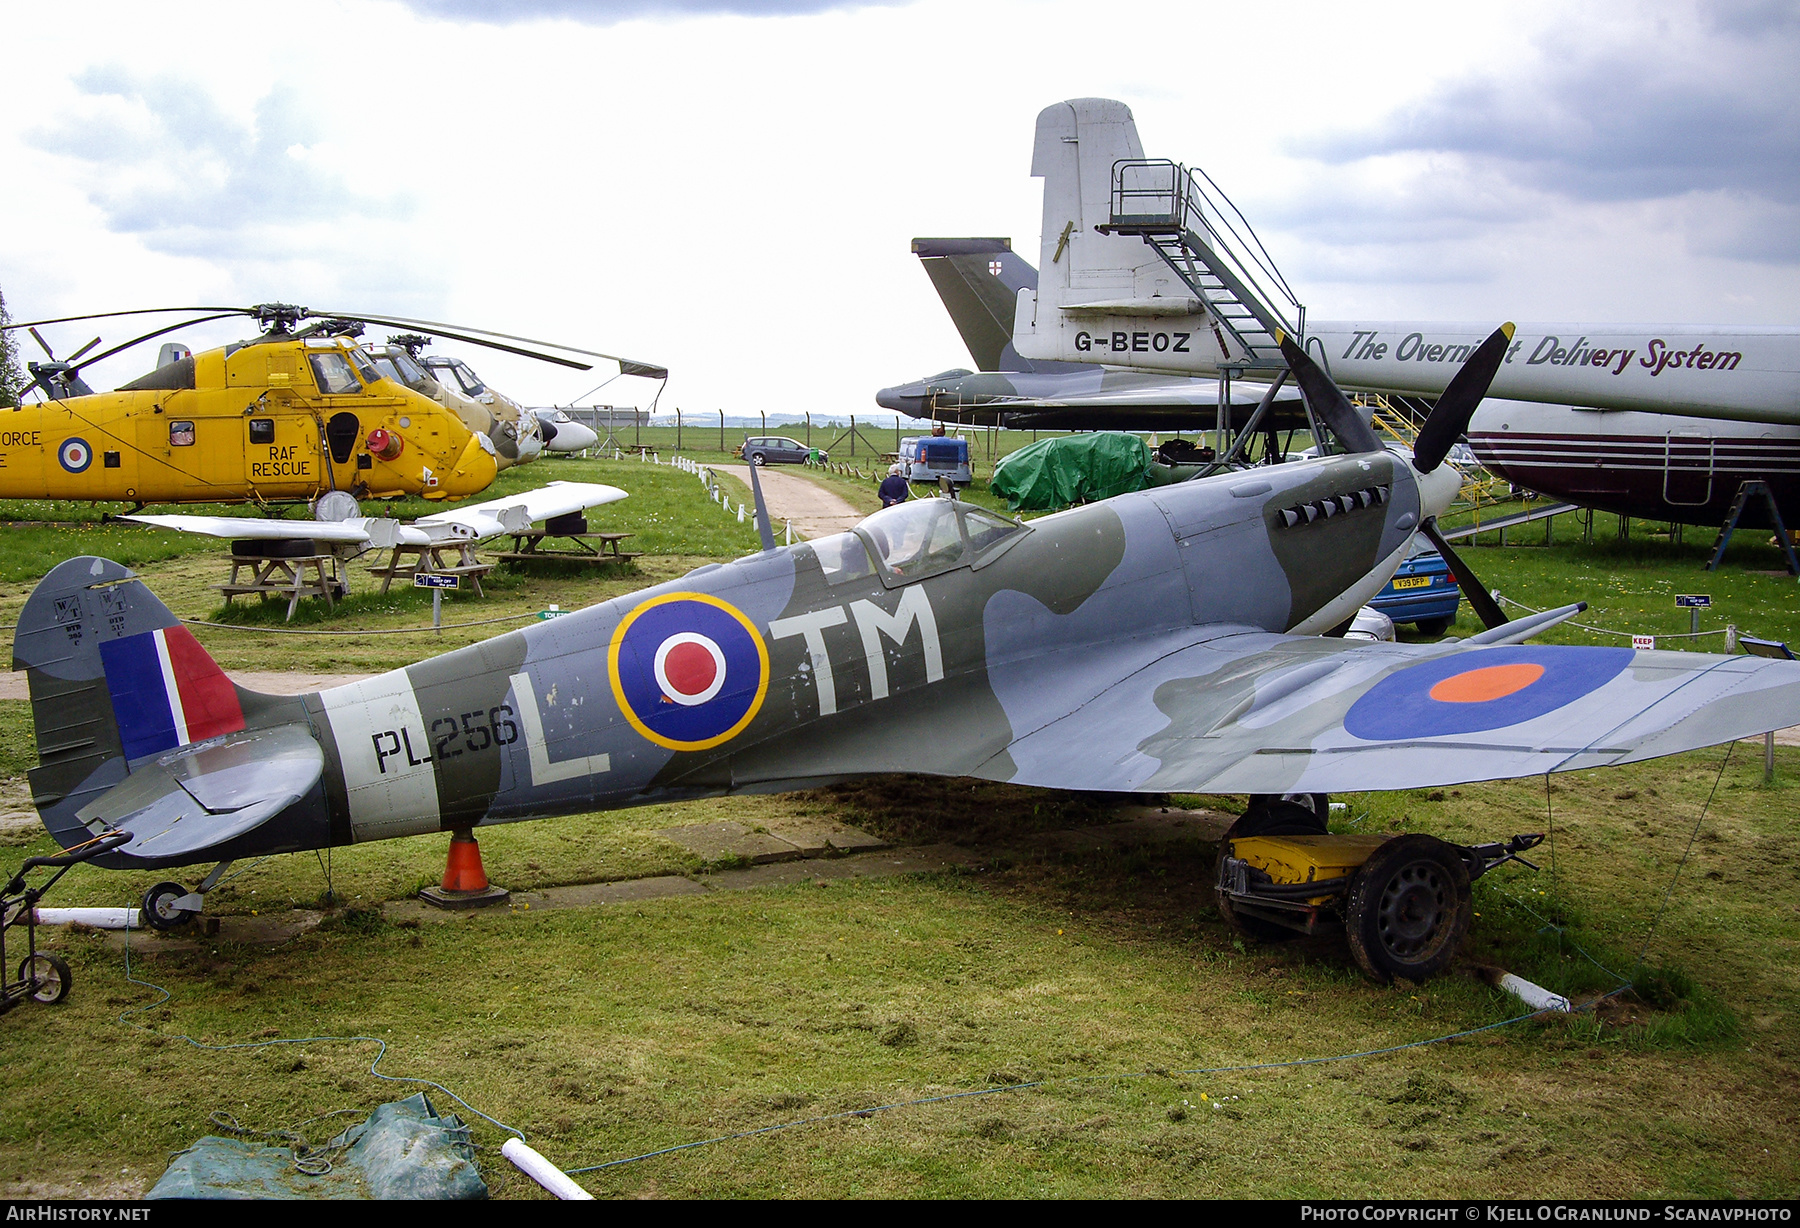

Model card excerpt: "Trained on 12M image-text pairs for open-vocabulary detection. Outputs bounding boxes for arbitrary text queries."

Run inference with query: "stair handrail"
[1108,158,1305,344]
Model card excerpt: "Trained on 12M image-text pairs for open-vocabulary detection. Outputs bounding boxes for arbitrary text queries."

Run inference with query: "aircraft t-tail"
[17,334,1800,981]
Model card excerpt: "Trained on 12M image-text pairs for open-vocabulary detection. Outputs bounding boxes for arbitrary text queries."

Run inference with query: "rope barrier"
[1495,594,1738,643]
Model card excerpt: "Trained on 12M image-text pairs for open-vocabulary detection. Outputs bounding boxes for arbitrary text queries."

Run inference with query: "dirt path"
[716,464,865,540]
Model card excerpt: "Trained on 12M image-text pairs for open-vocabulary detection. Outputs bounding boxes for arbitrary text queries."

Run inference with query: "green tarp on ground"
[148,1093,487,1200]
[988,432,1153,511]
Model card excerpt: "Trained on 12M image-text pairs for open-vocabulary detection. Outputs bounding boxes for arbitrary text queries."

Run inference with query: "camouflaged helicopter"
[0,304,661,507]
[17,327,1800,982]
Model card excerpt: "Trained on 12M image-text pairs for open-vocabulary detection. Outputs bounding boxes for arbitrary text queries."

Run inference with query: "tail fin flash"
[12,557,245,848]
[910,238,1077,374]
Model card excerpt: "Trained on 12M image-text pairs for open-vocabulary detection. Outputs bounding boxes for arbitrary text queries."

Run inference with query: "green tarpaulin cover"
[148,1093,488,1200]
[988,432,1153,511]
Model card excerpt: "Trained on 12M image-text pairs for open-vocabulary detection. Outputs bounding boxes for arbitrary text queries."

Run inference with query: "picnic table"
[214,552,348,622]
[367,540,494,597]
[490,530,638,569]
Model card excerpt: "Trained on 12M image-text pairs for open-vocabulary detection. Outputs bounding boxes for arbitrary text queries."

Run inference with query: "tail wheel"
[1213,801,1328,944]
[142,881,197,930]
[1344,835,1471,983]
[22,953,71,1005]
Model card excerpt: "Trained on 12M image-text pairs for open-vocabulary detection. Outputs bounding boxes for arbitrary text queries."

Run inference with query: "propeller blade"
[1419,517,1507,630]
[330,315,593,371]
[328,310,660,375]
[1276,331,1381,454]
[5,307,247,332]
[62,313,248,382]
[1412,322,1515,473]
[65,336,103,363]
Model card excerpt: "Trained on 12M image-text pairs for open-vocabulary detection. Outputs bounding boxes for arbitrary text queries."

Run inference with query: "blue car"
[1370,537,1461,635]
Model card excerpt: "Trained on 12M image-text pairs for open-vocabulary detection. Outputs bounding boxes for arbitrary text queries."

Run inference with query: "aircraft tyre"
[22,952,71,1005]
[1414,616,1453,636]
[142,881,197,930]
[1344,835,1471,984]
[1213,800,1329,944]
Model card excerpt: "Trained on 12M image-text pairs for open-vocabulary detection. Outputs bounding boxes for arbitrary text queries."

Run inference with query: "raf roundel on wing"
[608,593,769,751]
[1344,646,1636,741]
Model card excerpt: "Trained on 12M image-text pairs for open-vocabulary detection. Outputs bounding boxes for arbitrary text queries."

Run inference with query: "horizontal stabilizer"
[76,724,323,861]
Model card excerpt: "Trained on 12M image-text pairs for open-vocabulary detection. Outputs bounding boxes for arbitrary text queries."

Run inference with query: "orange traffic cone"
[420,829,509,909]
[441,830,489,892]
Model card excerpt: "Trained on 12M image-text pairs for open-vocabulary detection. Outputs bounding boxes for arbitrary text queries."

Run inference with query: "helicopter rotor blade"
[328,311,660,375]
[27,327,55,359]
[4,307,248,333]
[346,318,594,371]
[65,336,103,364]
[61,313,250,382]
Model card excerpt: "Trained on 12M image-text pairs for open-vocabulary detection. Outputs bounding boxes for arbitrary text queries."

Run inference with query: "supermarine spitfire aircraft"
[17,330,1800,982]
[0,304,663,507]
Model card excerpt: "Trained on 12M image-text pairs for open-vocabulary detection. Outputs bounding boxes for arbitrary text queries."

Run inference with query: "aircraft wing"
[123,513,376,545]
[984,627,1800,795]
[415,480,628,540]
[74,724,323,863]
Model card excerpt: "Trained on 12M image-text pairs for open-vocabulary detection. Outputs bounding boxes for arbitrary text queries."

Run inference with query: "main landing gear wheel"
[142,881,197,930]
[1213,796,1330,944]
[1344,834,1471,983]
[22,953,71,1005]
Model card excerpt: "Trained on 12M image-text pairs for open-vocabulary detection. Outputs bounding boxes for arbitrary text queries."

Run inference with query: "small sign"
[539,605,567,620]
[1675,594,1712,608]
[1632,634,1655,651]
[413,573,459,590]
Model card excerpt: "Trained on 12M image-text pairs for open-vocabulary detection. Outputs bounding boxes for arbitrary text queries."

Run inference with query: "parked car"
[734,436,823,465]
[1369,536,1461,635]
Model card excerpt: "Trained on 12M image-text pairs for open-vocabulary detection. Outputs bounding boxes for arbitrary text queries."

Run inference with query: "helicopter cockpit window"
[348,347,382,385]
[248,419,275,445]
[809,532,872,586]
[169,421,196,447]
[308,352,362,396]
[443,361,486,397]
[859,500,966,580]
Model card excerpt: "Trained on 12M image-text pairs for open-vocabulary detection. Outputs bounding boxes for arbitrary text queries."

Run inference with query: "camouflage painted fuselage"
[21,450,1424,869]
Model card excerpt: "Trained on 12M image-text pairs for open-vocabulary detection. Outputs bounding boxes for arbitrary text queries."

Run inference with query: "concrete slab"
[761,820,888,856]
[701,843,980,891]
[658,821,806,865]
[535,876,708,908]
[87,909,325,952]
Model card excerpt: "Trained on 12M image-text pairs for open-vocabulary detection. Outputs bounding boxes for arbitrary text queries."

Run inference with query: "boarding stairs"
[1102,160,1303,372]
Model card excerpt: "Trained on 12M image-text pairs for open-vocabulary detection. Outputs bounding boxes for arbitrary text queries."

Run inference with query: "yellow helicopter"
[0,303,664,508]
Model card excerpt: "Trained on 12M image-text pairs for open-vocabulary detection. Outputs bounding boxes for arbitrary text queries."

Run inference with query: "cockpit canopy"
[423,356,487,398]
[848,499,1026,582]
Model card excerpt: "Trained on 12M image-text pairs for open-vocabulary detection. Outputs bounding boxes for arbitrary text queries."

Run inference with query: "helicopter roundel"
[58,438,93,474]
[608,592,769,751]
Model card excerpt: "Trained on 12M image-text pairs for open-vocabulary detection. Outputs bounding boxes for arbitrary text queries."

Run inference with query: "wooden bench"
[214,553,348,622]
[367,540,495,597]
[490,530,639,569]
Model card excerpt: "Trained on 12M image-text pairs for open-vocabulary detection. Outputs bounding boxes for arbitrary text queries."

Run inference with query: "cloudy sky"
[3,0,1794,413]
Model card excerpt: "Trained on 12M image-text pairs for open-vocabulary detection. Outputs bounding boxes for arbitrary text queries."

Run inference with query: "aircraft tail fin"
[12,557,252,849]
[910,238,1077,374]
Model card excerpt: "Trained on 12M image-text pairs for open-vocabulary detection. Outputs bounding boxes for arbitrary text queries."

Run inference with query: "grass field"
[1,446,1798,1198]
